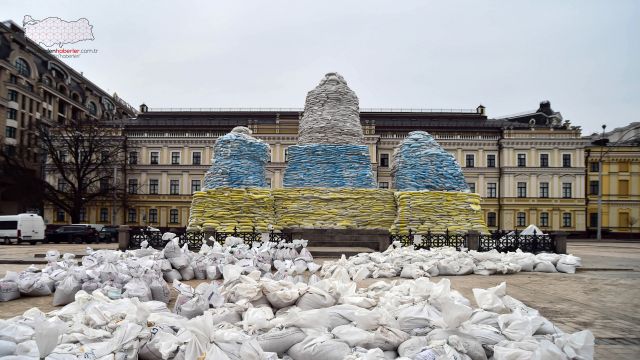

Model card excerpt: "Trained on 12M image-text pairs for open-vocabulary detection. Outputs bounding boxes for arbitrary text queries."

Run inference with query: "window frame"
[517,182,527,198]
[486,154,496,168]
[562,154,572,168]
[487,183,497,198]
[171,151,181,165]
[562,212,572,227]
[517,153,527,167]
[465,154,475,168]
[516,212,526,227]
[191,179,201,193]
[128,178,138,194]
[379,153,389,168]
[99,208,109,222]
[562,182,572,198]
[149,151,159,165]
[149,179,159,195]
[539,153,549,168]
[540,212,549,227]
[169,179,180,195]
[129,151,138,165]
[378,181,389,189]
[487,212,497,227]
[192,151,202,165]
[169,209,179,224]
[127,208,137,223]
[539,182,549,198]
[148,209,158,223]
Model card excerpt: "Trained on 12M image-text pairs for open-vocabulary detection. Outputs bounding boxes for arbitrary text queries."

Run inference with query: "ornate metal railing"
[478,230,555,253]
[128,227,292,251]
[391,229,467,250]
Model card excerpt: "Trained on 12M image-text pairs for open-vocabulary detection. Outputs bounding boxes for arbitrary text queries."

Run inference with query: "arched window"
[87,101,97,116]
[58,84,67,95]
[15,58,31,77]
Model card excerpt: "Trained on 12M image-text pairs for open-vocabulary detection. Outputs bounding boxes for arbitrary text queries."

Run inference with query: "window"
[127,208,137,223]
[540,212,549,227]
[191,179,201,193]
[57,178,67,192]
[487,183,497,198]
[169,209,179,224]
[150,151,159,165]
[562,213,572,227]
[8,89,18,102]
[487,212,497,227]
[7,108,17,120]
[284,148,289,162]
[589,181,599,195]
[378,182,389,189]
[99,208,109,222]
[5,126,16,139]
[619,162,629,172]
[539,182,549,198]
[562,154,572,168]
[589,213,598,228]
[619,212,630,228]
[79,208,87,222]
[590,162,599,172]
[171,151,180,165]
[467,182,476,193]
[170,179,180,195]
[100,178,109,192]
[540,154,549,168]
[59,151,67,163]
[562,183,572,198]
[149,179,159,194]
[517,182,527,198]
[101,151,109,162]
[266,178,272,188]
[56,209,65,222]
[619,180,629,196]
[486,154,496,168]
[87,102,97,116]
[516,212,526,227]
[128,179,138,194]
[15,58,31,77]
[4,145,16,157]
[465,154,475,168]
[148,209,158,223]
[517,154,526,167]
[192,152,201,165]
[129,151,138,165]
[379,153,389,167]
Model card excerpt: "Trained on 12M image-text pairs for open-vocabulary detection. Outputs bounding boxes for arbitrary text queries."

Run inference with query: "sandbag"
[179,266,195,281]
[0,281,20,302]
[287,335,351,360]
[52,276,81,306]
[296,287,336,310]
[149,276,171,303]
[163,269,182,282]
[257,327,306,354]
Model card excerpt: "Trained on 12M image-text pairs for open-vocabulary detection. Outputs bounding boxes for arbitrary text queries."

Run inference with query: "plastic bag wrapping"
[202,127,270,190]
[391,131,469,192]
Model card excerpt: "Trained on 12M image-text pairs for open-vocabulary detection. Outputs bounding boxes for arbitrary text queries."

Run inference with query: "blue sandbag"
[283,144,376,188]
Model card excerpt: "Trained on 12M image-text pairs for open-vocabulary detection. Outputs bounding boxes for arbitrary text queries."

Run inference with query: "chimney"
[476,104,486,115]
[139,103,148,113]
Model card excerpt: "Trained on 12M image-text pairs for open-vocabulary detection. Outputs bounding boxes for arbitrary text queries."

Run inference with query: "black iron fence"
[390,229,557,253]
[127,227,293,251]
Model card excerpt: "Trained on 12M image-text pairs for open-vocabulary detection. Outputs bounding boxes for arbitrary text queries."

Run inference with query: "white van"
[0,213,46,244]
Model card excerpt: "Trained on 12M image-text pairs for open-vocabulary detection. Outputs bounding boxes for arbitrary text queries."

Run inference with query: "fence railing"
[390,229,558,254]
[127,227,293,251]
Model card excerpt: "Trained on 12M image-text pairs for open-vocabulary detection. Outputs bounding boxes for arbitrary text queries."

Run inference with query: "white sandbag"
[138,325,180,360]
[149,276,171,303]
[554,330,594,360]
[458,323,506,345]
[209,307,242,325]
[163,269,182,282]
[396,303,443,333]
[555,263,577,274]
[397,337,429,358]
[123,278,152,302]
[296,286,336,310]
[206,265,221,280]
[163,238,181,258]
[179,266,195,281]
[0,281,20,302]
[331,325,373,347]
[0,339,17,356]
[498,310,543,341]
[169,255,189,270]
[257,327,307,354]
[533,261,558,273]
[81,280,100,293]
[17,273,52,297]
[266,288,303,309]
[287,335,351,360]
[472,282,507,313]
[242,307,275,332]
[426,329,487,360]
[52,276,81,306]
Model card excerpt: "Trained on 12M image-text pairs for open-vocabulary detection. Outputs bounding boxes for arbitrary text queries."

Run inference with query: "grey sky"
[4,0,639,135]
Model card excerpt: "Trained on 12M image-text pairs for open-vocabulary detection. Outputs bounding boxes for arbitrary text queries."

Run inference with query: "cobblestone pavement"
[0,241,638,359]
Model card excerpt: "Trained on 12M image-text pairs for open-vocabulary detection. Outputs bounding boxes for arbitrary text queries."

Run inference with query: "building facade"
[586,123,640,234]
[0,20,136,214]
[44,102,590,233]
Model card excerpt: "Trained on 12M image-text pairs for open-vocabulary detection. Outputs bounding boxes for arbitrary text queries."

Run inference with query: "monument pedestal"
[285,228,390,252]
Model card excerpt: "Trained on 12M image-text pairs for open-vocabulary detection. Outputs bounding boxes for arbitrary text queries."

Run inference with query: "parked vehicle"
[46,225,98,244]
[0,213,46,244]
[72,223,105,232]
[99,225,119,243]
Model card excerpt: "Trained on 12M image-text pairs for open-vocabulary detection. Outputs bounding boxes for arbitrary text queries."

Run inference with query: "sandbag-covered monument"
[188,72,488,242]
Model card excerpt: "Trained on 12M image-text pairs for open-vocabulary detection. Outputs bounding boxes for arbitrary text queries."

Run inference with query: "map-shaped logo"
[23,15,94,48]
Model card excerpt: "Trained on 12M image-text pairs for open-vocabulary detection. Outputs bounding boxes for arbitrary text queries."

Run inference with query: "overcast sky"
[4,0,639,135]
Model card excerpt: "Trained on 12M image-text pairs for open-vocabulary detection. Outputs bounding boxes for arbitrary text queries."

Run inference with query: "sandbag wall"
[189,188,488,235]
[272,188,396,230]
[188,188,276,232]
[391,191,488,234]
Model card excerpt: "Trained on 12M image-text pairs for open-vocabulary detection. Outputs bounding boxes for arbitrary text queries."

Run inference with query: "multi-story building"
[586,122,640,235]
[0,20,136,214]
[45,101,590,232]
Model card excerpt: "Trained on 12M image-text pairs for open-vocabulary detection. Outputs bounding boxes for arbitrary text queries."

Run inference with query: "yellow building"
[586,123,640,235]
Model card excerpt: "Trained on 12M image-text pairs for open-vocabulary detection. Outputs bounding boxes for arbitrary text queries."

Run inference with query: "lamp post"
[597,125,606,242]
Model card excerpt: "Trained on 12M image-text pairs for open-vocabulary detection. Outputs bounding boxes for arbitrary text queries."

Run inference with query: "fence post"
[467,230,479,251]
[118,225,130,251]
[551,232,568,254]
[203,226,216,246]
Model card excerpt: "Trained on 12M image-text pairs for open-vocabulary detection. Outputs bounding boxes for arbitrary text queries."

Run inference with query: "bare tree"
[1,120,128,223]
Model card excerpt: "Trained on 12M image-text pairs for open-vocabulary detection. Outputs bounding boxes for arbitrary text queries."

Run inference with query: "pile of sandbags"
[392,191,488,234]
[320,243,583,281]
[0,272,595,359]
[202,126,270,189]
[273,188,396,230]
[188,187,276,231]
[297,72,364,145]
[392,131,469,191]
[283,144,376,188]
